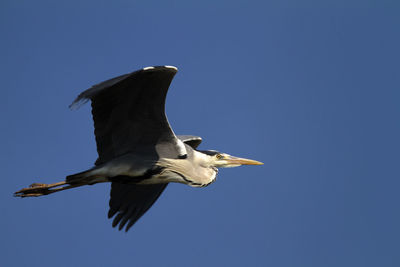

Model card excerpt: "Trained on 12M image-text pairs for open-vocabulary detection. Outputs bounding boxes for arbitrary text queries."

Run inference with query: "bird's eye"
[216,154,223,159]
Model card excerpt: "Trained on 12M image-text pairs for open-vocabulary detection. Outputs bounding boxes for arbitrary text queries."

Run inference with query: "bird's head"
[199,150,263,168]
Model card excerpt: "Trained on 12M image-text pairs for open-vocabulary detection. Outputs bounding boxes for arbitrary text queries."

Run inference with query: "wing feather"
[107,137,203,231]
[70,66,180,165]
[177,135,202,149]
[109,182,168,231]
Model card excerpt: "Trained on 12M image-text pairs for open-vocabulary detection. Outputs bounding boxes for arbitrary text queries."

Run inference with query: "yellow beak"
[225,156,264,166]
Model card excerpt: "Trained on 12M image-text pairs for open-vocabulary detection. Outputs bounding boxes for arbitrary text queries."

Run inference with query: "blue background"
[1,1,399,266]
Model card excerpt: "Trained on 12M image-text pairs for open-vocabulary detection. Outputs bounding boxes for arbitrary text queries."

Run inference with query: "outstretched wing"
[177,135,202,149]
[108,136,203,231]
[70,66,185,165]
[108,182,167,232]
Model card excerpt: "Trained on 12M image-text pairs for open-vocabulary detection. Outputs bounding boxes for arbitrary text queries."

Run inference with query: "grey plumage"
[14,66,262,232]
[108,135,202,231]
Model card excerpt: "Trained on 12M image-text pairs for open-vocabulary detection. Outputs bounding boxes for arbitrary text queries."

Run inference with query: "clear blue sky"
[1,1,399,266]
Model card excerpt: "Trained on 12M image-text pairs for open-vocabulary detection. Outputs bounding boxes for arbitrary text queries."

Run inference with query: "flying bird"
[15,66,263,231]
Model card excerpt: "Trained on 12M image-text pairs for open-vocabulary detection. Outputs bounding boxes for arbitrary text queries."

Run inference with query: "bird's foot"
[14,181,67,197]
[14,183,51,197]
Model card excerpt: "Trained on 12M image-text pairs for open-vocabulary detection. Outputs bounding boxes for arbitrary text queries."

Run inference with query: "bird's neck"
[157,151,218,187]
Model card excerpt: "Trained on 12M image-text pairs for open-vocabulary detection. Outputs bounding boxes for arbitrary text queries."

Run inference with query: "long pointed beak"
[225,156,264,166]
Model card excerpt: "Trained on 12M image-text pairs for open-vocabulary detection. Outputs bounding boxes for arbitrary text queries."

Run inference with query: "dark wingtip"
[69,96,89,110]
[112,213,124,228]
[108,209,117,219]
[125,221,135,232]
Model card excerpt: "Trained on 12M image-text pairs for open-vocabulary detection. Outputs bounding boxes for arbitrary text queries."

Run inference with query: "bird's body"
[15,66,262,231]
[66,140,218,187]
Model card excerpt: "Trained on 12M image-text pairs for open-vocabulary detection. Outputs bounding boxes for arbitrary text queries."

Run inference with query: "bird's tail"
[14,168,106,198]
[65,169,95,184]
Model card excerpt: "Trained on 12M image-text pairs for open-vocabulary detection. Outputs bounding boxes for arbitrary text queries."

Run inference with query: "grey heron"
[15,66,263,231]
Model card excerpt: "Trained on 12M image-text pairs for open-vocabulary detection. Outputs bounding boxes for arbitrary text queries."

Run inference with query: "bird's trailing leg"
[14,181,85,198]
[14,168,107,198]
